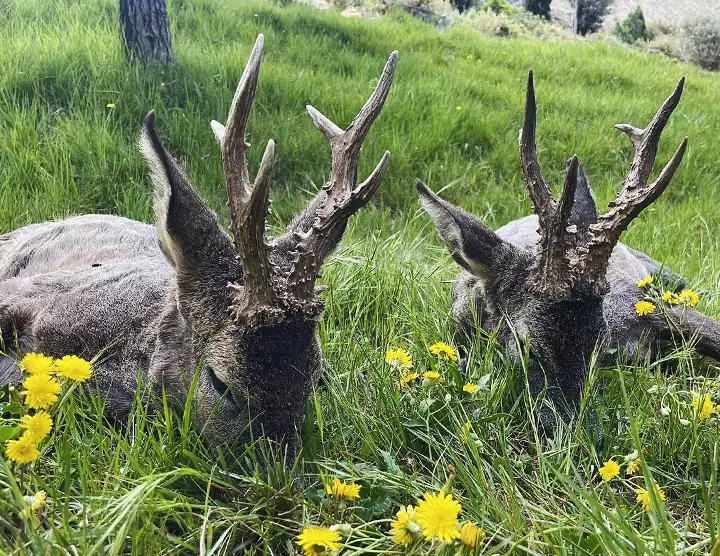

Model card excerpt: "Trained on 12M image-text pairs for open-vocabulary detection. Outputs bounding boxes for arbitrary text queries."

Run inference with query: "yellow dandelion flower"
[637,276,654,288]
[679,289,699,307]
[106,103,116,108]
[456,105,463,111]
[692,393,714,420]
[385,348,412,369]
[415,491,462,542]
[390,505,420,546]
[635,301,656,316]
[626,458,641,475]
[462,383,477,393]
[662,290,680,305]
[423,371,443,382]
[635,483,665,511]
[5,435,40,464]
[19,353,56,376]
[296,526,341,555]
[398,371,419,389]
[20,411,53,443]
[22,374,61,410]
[55,355,93,382]
[459,521,486,548]
[459,421,472,443]
[429,342,457,361]
[326,477,361,500]
[23,490,46,513]
[599,459,620,482]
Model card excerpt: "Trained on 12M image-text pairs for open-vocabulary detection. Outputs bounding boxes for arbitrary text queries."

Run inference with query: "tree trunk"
[119,0,174,65]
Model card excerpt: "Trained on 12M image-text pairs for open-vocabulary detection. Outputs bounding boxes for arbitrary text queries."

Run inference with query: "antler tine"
[578,79,687,293]
[213,34,281,322]
[287,52,397,301]
[615,77,684,194]
[520,70,554,224]
[532,155,579,296]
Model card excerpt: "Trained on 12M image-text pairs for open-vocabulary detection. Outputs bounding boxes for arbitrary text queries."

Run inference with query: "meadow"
[1,0,720,553]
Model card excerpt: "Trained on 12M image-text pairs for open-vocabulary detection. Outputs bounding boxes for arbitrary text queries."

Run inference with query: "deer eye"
[207,366,229,397]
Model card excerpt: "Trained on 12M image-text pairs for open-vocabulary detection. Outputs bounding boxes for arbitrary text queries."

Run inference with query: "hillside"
[1,0,720,553]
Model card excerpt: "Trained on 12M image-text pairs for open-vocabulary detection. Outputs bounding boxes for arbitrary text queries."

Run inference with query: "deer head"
[417,72,687,427]
[141,34,397,459]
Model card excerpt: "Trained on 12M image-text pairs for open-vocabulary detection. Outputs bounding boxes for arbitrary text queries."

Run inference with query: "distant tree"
[615,6,652,44]
[452,0,472,14]
[119,0,174,64]
[574,0,613,35]
[682,17,720,70]
[524,0,551,20]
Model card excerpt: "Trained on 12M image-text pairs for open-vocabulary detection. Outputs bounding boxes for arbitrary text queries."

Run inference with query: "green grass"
[1,0,720,553]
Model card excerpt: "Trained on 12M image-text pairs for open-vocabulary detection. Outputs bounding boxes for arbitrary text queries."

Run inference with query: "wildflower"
[55,355,93,382]
[326,477,361,500]
[429,342,457,361]
[637,276,654,288]
[390,505,420,546]
[635,483,665,511]
[647,384,659,394]
[22,374,61,410]
[20,411,53,443]
[23,490,46,514]
[635,301,656,316]
[296,526,341,555]
[19,353,56,376]
[692,393,714,420]
[456,106,463,111]
[678,289,699,307]
[459,521,486,548]
[660,404,671,416]
[415,491,462,542]
[662,290,680,305]
[385,348,412,369]
[106,103,116,108]
[459,421,472,443]
[423,371,443,382]
[599,459,620,482]
[462,383,478,393]
[626,458,641,475]
[5,435,40,464]
[398,371,419,389]
[679,418,690,426]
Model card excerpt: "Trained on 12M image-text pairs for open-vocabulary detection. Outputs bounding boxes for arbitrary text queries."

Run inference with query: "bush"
[484,0,513,14]
[682,17,720,70]
[615,6,652,44]
[524,0,550,20]
[575,0,612,35]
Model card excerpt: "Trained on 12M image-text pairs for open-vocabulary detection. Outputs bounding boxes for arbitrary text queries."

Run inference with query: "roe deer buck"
[417,72,720,431]
[0,35,397,459]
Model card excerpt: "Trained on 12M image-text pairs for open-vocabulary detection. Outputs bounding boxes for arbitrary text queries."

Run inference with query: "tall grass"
[1,0,719,553]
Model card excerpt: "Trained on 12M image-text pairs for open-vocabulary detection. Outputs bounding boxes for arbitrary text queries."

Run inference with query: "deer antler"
[212,34,282,324]
[519,71,579,297]
[578,78,688,294]
[286,51,398,301]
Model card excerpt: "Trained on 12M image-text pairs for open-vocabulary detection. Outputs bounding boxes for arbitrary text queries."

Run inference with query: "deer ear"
[416,179,520,280]
[569,160,598,237]
[139,112,238,311]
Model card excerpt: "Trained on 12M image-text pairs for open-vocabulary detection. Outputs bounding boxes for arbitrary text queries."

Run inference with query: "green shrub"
[524,0,551,20]
[615,6,652,44]
[682,17,720,71]
[484,0,513,15]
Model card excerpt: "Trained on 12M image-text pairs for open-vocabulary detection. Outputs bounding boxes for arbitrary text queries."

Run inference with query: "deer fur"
[417,73,720,432]
[0,35,398,460]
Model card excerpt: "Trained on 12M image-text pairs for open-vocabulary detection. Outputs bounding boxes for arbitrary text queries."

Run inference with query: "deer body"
[418,74,720,431]
[0,35,398,459]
